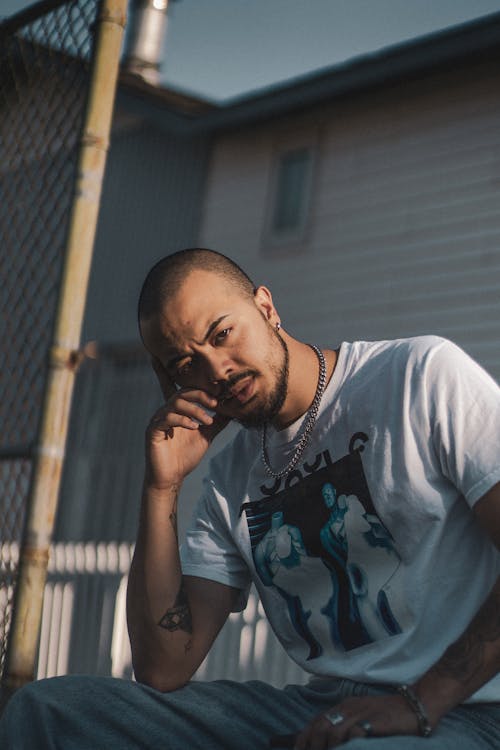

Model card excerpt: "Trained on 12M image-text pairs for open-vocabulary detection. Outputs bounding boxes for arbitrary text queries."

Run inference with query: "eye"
[215,328,231,343]
[176,360,193,377]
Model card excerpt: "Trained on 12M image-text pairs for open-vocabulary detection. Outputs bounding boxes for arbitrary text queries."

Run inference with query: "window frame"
[261,134,318,254]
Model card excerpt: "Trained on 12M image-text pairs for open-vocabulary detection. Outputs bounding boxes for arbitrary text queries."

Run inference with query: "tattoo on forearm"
[435,635,485,682]
[158,583,193,635]
[433,582,500,684]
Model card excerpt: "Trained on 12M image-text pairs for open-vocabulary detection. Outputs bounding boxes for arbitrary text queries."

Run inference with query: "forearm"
[413,575,500,727]
[126,480,194,689]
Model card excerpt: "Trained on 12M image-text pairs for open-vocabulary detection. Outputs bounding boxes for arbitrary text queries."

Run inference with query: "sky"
[3,0,500,101]
[159,0,500,100]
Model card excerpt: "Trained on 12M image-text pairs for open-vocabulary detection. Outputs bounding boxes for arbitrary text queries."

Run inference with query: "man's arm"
[127,358,237,692]
[415,481,500,721]
[127,482,240,692]
[294,481,500,748]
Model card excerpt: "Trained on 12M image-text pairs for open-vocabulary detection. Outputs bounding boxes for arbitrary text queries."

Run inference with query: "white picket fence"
[36,541,308,688]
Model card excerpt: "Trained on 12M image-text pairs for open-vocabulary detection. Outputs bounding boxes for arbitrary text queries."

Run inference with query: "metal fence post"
[2,0,128,692]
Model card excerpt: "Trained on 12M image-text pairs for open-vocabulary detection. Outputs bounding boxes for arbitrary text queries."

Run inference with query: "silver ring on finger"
[357,720,373,736]
[325,711,345,727]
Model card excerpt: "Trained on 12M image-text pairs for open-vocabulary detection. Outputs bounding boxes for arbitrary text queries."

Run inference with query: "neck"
[273,337,337,429]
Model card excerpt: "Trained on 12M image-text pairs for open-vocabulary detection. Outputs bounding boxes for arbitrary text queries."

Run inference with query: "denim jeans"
[0,674,499,749]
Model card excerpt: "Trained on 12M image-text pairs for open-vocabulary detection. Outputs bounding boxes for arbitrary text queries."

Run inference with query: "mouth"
[220,375,256,406]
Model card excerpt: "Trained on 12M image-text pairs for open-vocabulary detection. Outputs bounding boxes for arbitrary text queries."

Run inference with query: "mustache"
[218,370,258,403]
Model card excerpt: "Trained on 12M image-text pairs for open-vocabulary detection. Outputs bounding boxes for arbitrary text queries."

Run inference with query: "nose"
[203,351,233,390]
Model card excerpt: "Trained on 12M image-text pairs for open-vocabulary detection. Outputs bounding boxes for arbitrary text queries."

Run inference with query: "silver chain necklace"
[261,345,327,479]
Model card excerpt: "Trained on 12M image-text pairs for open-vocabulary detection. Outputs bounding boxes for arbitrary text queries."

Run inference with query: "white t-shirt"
[181,336,500,701]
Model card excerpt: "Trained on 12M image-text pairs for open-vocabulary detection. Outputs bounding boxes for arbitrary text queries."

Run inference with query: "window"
[263,144,315,252]
[272,148,312,234]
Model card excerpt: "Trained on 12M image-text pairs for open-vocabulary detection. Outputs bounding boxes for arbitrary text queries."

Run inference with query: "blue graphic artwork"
[242,438,402,657]
[318,483,372,650]
[255,511,323,659]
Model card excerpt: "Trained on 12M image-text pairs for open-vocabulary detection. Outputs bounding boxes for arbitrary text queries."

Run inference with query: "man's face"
[140,269,289,428]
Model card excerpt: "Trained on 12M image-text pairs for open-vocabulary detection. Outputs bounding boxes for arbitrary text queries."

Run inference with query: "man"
[1,247,499,749]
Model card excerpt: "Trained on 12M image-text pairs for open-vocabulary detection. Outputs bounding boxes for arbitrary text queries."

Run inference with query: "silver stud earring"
[276,322,281,331]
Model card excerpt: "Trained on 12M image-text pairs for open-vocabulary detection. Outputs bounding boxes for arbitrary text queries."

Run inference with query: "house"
[38,10,500,683]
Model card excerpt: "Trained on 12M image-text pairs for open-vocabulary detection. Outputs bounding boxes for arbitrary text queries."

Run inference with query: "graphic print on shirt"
[241,433,402,658]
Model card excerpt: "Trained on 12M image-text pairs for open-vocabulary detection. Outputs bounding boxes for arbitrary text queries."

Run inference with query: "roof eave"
[114,11,500,134]
[200,11,500,131]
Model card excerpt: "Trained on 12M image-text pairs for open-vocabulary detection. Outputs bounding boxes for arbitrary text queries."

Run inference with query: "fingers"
[200,411,231,441]
[293,715,331,749]
[294,708,376,749]
[294,693,420,749]
[149,357,232,442]
[148,390,218,434]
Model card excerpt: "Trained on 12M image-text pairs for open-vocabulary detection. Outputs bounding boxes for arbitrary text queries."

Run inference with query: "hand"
[293,693,420,748]
[145,356,230,489]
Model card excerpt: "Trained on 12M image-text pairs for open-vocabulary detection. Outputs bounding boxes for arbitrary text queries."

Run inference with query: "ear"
[253,285,280,326]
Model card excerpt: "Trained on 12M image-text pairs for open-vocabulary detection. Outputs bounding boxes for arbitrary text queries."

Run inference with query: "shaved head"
[137,248,291,428]
[138,248,256,328]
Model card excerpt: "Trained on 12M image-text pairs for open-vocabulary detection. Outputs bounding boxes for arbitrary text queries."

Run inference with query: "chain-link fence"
[0,0,118,682]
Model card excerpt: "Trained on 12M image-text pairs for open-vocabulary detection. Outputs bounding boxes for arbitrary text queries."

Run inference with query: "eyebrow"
[166,314,229,369]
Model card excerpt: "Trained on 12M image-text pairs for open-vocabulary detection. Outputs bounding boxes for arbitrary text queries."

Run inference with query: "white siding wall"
[199,58,500,381]
[83,118,209,345]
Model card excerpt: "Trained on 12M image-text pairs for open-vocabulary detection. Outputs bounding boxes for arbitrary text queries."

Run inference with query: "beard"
[234,330,289,429]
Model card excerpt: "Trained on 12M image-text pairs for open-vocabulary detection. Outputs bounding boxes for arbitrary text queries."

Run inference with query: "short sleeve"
[427,339,500,506]
[180,478,251,612]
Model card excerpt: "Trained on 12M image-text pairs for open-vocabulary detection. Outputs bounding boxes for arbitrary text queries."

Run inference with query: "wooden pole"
[2,0,127,692]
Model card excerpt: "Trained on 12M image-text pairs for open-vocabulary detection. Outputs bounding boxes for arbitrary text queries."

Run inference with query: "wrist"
[397,684,433,737]
[143,479,181,503]
[411,664,473,730]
